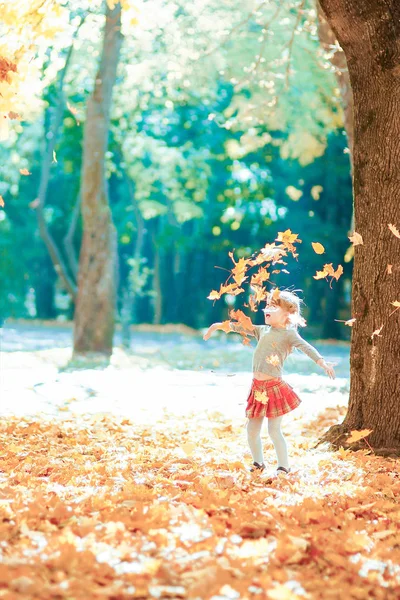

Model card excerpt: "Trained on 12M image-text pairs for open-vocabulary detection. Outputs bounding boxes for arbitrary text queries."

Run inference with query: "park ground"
[0,322,399,599]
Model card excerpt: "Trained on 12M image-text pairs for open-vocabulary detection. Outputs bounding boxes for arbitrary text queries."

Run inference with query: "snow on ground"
[0,322,349,440]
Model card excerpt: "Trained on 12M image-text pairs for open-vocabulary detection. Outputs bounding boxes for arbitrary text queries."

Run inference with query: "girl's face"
[263,301,290,328]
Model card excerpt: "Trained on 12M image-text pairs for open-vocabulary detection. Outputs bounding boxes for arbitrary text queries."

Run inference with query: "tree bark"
[317,2,354,161]
[319,0,400,452]
[73,3,122,356]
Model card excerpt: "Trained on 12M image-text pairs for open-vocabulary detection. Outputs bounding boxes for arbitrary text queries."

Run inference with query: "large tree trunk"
[319,0,400,453]
[73,3,122,356]
[317,3,354,160]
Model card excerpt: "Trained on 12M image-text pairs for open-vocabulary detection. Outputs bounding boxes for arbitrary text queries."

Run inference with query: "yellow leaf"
[311,242,325,254]
[266,354,280,367]
[0,195,4,208]
[347,429,372,444]
[344,318,356,326]
[254,391,269,405]
[181,442,196,456]
[391,301,400,308]
[348,231,363,246]
[371,325,383,339]
[388,223,400,239]
[19,168,31,176]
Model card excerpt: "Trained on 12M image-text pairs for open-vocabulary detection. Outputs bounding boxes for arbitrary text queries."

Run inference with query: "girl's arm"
[203,321,259,340]
[290,330,335,379]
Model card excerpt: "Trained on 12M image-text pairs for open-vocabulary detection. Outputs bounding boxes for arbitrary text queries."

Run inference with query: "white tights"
[246,416,289,469]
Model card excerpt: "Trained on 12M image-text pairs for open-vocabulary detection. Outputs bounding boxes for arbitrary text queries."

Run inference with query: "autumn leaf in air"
[228,252,249,286]
[8,110,20,120]
[348,232,364,246]
[347,429,373,444]
[314,263,343,282]
[391,301,400,308]
[312,242,325,254]
[371,325,383,339]
[0,195,4,208]
[388,223,400,239]
[345,318,356,327]
[230,309,254,333]
[19,168,31,176]
[276,229,302,254]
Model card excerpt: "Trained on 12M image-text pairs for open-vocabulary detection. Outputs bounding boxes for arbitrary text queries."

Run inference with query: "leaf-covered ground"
[1,324,400,599]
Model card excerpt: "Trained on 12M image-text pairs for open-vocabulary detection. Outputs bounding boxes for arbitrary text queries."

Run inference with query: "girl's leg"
[246,417,264,464]
[267,416,289,470]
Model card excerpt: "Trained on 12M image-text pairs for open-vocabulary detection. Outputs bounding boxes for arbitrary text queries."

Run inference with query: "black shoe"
[276,466,290,474]
[249,462,266,472]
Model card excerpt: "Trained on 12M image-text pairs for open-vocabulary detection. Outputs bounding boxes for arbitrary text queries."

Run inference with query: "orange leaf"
[8,110,20,120]
[388,223,400,239]
[219,320,232,333]
[0,195,4,208]
[387,264,393,274]
[276,229,300,245]
[19,168,31,176]
[250,267,270,287]
[312,242,325,254]
[347,429,373,444]
[348,232,363,246]
[230,309,254,332]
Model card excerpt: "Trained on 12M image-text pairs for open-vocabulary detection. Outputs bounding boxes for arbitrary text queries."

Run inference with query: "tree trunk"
[319,0,400,453]
[152,229,163,325]
[317,3,354,160]
[73,3,122,356]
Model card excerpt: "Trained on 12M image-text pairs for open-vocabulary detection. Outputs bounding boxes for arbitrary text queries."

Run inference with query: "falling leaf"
[276,229,301,249]
[312,242,325,254]
[19,168,31,176]
[229,309,254,333]
[313,263,343,281]
[250,267,270,287]
[344,318,356,327]
[8,110,20,120]
[347,429,373,444]
[207,283,244,301]
[52,150,57,163]
[388,223,400,239]
[67,102,79,116]
[0,195,4,208]
[391,301,400,308]
[371,325,383,339]
[387,264,393,275]
[348,232,363,246]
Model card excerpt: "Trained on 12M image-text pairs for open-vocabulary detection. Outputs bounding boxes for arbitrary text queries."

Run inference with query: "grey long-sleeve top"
[231,324,323,378]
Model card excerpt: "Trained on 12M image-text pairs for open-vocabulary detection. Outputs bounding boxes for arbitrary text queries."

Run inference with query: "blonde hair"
[267,289,306,327]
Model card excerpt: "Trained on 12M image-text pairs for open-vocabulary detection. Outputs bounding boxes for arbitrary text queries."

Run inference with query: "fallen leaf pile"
[1,408,400,599]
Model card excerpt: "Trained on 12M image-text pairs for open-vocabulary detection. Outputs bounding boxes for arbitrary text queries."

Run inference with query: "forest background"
[0,0,353,341]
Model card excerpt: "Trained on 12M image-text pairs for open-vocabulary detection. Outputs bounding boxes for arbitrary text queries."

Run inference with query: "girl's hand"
[203,324,218,341]
[317,359,336,379]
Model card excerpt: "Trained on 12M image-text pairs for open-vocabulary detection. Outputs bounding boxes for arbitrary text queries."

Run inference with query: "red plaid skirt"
[245,378,301,418]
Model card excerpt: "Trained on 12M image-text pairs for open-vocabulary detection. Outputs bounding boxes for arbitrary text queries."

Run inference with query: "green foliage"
[0,0,352,337]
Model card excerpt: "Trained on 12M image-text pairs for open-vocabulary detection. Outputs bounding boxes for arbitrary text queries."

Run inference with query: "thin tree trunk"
[121,180,146,347]
[73,3,122,356]
[63,192,81,279]
[35,27,84,300]
[152,229,162,325]
[319,0,400,453]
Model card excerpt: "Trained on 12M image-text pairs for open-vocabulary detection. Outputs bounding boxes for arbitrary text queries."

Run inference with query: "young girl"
[203,290,335,476]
